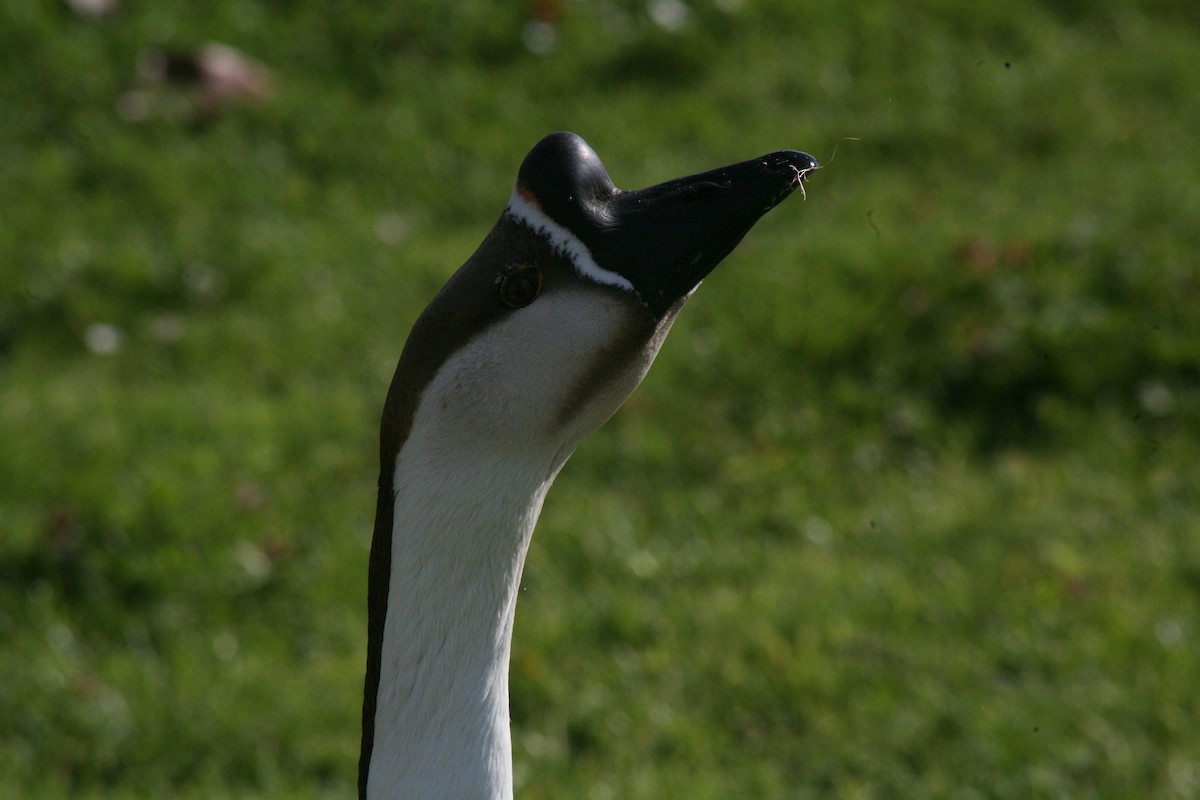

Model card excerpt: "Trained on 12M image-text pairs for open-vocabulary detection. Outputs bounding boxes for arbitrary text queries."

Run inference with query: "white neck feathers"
[364,275,670,800]
[367,424,560,799]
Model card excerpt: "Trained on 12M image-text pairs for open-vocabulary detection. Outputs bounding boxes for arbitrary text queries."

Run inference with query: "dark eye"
[498,267,543,309]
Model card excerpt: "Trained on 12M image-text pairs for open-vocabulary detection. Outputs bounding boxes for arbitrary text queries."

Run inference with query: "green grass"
[2,0,1199,797]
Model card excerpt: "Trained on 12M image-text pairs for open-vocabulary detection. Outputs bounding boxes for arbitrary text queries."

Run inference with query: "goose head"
[380,132,819,468]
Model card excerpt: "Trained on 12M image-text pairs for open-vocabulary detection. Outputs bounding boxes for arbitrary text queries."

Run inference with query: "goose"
[358,132,817,799]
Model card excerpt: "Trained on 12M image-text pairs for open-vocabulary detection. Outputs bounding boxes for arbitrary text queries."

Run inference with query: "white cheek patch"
[504,189,634,293]
[418,291,650,455]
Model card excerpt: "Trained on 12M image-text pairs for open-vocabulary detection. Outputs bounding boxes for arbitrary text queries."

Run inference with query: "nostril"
[682,182,727,204]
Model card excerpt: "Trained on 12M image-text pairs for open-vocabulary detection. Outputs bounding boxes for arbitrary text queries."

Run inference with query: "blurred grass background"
[2,0,1199,797]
